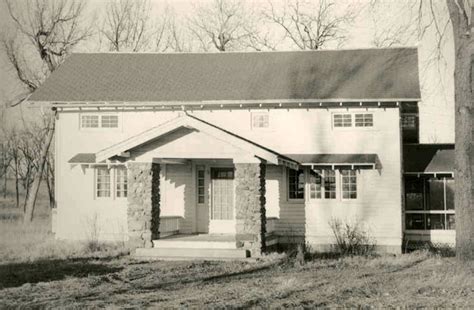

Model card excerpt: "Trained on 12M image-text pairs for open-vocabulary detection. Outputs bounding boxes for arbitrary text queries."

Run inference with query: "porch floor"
[159,234,237,242]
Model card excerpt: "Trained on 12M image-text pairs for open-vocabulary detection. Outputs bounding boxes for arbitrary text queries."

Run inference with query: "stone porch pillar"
[127,162,160,249]
[234,160,266,257]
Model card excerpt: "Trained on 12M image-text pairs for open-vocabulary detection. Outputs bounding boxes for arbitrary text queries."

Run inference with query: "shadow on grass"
[0,258,123,289]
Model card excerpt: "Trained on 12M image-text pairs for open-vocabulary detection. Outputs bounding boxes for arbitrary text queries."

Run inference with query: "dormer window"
[80,114,120,129]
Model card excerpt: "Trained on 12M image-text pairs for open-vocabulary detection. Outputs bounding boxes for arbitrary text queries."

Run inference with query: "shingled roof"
[29,48,420,103]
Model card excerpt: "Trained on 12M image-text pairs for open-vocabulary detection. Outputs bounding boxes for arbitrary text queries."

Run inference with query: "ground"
[1,181,473,308]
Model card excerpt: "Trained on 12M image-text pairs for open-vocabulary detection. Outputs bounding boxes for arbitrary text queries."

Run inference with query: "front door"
[209,167,235,234]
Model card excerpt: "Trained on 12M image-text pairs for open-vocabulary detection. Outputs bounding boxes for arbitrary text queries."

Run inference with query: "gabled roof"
[30,48,421,103]
[403,144,455,174]
[76,113,299,168]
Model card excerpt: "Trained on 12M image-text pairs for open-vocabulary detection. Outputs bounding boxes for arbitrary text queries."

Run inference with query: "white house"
[27,48,455,258]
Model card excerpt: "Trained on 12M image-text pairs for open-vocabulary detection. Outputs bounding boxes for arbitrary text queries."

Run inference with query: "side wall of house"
[55,107,402,249]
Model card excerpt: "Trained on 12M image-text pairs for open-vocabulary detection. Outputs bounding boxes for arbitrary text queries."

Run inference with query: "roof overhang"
[403,144,455,177]
[285,153,380,170]
[29,98,419,111]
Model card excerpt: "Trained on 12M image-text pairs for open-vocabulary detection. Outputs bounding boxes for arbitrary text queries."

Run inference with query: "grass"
[1,183,473,308]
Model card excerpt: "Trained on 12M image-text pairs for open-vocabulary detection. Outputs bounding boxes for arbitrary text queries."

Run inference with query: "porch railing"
[266,217,278,234]
[159,216,181,237]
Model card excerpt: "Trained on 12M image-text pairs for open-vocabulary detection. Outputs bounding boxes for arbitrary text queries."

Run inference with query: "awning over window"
[69,153,96,164]
[403,144,454,177]
[284,153,379,169]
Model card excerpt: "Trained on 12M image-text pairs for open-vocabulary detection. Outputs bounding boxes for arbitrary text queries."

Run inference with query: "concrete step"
[135,247,250,260]
[153,239,237,249]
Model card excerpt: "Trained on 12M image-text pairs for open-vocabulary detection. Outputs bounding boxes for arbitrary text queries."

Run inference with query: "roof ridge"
[71,46,418,56]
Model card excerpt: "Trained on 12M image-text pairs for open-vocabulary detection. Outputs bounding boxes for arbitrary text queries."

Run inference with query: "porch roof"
[403,144,454,176]
[70,113,299,168]
[284,153,379,169]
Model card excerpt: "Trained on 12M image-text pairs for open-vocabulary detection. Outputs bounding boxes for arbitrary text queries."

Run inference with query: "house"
[27,48,455,258]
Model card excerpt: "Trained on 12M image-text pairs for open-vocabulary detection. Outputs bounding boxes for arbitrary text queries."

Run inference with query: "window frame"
[340,169,357,200]
[354,113,374,128]
[94,165,128,200]
[115,166,128,199]
[332,113,353,129]
[196,165,206,204]
[287,168,305,202]
[404,176,455,231]
[251,112,270,130]
[80,113,121,131]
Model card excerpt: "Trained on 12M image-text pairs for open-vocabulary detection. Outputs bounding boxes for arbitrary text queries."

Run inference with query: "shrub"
[329,218,376,256]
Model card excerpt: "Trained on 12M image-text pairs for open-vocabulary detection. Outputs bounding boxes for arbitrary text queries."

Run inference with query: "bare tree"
[264,0,357,50]
[188,0,260,51]
[1,0,90,222]
[100,0,168,52]
[445,0,473,260]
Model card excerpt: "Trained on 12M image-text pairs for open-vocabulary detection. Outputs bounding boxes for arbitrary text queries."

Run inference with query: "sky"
[0,0,455,143]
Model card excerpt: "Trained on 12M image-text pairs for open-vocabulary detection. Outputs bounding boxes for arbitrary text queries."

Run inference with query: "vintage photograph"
[0,0,472,308]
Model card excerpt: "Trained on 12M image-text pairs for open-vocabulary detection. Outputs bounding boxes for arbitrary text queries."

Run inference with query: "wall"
[55,107,402,246]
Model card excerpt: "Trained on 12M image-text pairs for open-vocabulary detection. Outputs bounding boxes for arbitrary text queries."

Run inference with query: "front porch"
[87,114,298,258]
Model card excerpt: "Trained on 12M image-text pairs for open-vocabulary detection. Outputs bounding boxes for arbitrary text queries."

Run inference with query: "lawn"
[1,185,473,308]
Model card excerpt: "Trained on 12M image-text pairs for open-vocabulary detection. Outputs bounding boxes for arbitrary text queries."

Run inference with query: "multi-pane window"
[333,114,352,127]
[309,171,322,199]
[115,167,128,198]
[355,114,373,127]
[95,166,128,199]
[405,177,455,230]
[309,170,338,200]
[81,114,119,129]
[197,166,205,204]
[288,168,305,199]
[81,115,99,128]
[252,113,269,128]
[323,170,336,199]
[101,115,119,128]
[341,170,357,199]
[401,115,417,129]
[96,167,111,198]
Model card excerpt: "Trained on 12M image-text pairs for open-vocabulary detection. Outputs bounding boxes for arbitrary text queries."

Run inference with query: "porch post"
[234,159,266,257]
[127,162,160,249]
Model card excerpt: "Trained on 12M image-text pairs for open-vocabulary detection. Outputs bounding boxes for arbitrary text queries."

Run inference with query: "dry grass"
[1,184,473,308]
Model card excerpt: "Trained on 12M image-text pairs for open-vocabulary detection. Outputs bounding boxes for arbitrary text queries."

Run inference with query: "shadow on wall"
[0,258,123,289]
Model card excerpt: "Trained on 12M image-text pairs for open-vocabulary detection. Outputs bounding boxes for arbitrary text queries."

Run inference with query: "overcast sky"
[0,0,455,143]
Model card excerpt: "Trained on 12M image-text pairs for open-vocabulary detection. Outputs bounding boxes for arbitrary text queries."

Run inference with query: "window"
[405,176,455,230]
[81,115,99,128]
[341,170,357,199]
[288,168,304,200]
[333,114,352,127]
[115,167,128,198]
[96,167,111,198]
[323,170,336,199]
[309,171,322,199]
[401,115,417,129]
[95,166,128,199]
[81,114,119,129]
[252,112,269,128]
[355,114,373,127]
[101,115,119,128]
[197,166,205,204]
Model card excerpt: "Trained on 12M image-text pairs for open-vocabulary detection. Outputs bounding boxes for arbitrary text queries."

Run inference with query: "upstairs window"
[252,112,269,129]
[333,114,352,127]
[288,168,304,200]
[355,114,373,127]
[81,114,119,129]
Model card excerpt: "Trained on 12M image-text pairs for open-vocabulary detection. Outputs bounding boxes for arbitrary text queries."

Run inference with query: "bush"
[329,218,376,256]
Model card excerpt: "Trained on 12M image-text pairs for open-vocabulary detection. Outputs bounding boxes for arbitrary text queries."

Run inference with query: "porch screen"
[211,168,234,220]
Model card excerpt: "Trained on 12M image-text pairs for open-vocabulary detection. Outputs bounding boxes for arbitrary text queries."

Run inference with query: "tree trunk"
[446,0,474,260]
[15,160,19,208]
[23,113,56,223]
